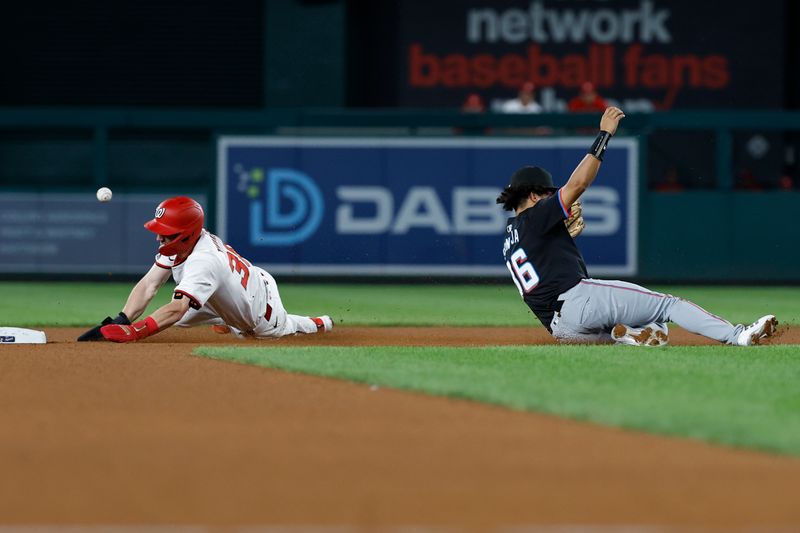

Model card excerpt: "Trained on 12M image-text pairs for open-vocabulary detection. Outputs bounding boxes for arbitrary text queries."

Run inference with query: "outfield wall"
[0,110,799,282]
[639,191,800,282]
[216,136,637,277]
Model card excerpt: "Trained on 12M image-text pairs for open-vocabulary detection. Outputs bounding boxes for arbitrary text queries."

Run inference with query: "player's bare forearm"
[122,282,157,321]
[560,155,601,207]
[561,107,625,207]
[122,265,171,320]
[147,297,191,331]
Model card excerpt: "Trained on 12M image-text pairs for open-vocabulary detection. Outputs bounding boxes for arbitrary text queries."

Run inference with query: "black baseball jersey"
[502,189,588,330]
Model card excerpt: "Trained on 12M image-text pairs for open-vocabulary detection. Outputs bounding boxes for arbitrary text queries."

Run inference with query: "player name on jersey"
[502,225,520,256]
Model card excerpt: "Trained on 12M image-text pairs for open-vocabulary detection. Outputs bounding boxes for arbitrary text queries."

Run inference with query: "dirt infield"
[0,326,799,530]
[42,323,800,346]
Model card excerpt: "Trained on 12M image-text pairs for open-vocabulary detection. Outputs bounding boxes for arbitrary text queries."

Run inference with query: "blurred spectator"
[567,82,608,113]
[653,167,686,193]
[501,82,542,114]
[461,93,485,114]
[735,169,765,191]
[779,144,797,190]
[455,92,490,136]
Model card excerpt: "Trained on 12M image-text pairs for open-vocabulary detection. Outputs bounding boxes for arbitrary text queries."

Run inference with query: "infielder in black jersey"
[499,107,777,346]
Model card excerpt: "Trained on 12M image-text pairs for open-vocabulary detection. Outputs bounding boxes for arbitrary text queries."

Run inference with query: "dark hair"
[496,184,554,211]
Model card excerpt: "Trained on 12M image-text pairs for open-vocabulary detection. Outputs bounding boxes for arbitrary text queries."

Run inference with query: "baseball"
[96,187,113,202]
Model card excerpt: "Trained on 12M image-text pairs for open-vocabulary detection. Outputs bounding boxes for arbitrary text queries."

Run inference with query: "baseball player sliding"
[78,196,333,343]
[499,107,777,346]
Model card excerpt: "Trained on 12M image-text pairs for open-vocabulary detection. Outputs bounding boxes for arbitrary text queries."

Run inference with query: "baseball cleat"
[211,325,232,335]
[311,315,334,332]
[611,323,669,347]
[736,315,777,346]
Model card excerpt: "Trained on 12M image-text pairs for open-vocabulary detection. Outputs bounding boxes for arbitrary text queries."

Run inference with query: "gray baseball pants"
[549,279,745,344]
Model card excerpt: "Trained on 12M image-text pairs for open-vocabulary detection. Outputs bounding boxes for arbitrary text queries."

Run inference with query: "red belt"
[262,275,273,322]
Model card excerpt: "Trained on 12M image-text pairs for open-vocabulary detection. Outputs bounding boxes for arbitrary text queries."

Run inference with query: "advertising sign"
[0,193,206,274]
[396,0,784,110]
[218,137,638,276]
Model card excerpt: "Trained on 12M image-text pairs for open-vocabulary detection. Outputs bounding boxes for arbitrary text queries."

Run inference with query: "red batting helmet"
[144,196,204,256]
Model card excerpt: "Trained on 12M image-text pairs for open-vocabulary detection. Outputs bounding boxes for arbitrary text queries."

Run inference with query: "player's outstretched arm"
[560,106,625,207]
[78,265,173,342]
[100,294,191,343]
[76,264,172,342]
[121,264,172,321]
[146,297,191,331]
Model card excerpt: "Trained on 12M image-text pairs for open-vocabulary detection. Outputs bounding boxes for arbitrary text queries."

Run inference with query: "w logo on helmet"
[249,168,324,246]
[155,207,166,219]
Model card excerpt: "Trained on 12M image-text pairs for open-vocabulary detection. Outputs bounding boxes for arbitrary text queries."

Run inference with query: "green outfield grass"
[196,343,800,456]
[0,281,796,327]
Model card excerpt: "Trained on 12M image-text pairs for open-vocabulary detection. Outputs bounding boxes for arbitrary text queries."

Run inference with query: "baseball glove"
[77,312,130,342]
[564,200,585,238]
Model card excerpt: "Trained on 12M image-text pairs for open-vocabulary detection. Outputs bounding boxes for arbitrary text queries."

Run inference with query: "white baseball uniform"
[155,230,321,337]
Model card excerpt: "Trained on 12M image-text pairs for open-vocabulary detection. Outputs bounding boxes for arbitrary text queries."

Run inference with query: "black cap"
[509,166,557,190]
